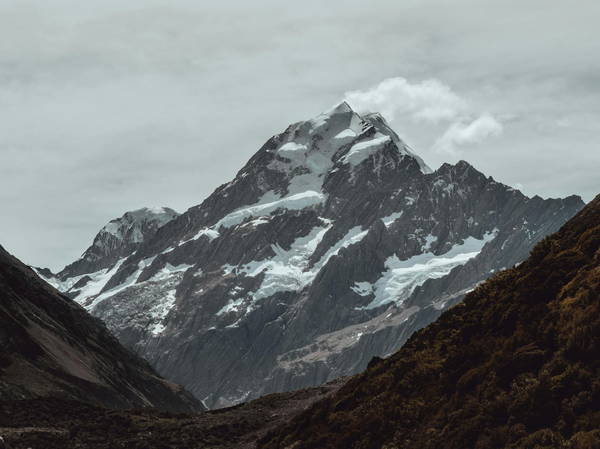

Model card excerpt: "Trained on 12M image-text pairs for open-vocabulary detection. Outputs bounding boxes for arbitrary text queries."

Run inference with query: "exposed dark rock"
[35,104,585,409]
[260,194,600,449]
[0,244,202,413]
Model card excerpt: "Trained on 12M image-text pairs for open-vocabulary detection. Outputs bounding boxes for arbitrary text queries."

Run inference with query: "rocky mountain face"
[260,194,600,449]
[0,244,202,413]
[37,207,179,293]
[37,103,584,409]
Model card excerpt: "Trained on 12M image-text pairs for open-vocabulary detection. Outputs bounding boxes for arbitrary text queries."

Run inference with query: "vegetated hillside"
[0,245,202,413]
[260,194,600,449]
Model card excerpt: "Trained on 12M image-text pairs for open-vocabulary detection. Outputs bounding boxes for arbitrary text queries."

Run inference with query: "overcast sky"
[1,0,599,270]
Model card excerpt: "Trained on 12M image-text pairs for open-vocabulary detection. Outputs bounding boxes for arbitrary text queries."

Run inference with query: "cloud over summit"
[1,0,598,270]
[345,77,504,155]
[344,77,467,123]
[434,114,504,155]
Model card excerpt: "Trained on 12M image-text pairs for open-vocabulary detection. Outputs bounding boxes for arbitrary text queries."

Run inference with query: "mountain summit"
[37,105,584,408]
[37,206,179,303]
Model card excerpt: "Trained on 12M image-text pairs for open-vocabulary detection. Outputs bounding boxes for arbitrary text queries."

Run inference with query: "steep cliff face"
[37,207,179,285]
[0,244,202,413]
[37,103,584,408]
[260,195,600,449]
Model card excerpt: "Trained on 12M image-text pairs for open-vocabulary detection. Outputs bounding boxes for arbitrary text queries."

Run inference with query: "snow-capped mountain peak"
[267,102,429,175]
[34,104,584,409]
[237,104,431,207]
[173,105,434,247]
[99,207,178,243]
[91,206,178,256]
[39,206,179,284]
[327,100,354,114]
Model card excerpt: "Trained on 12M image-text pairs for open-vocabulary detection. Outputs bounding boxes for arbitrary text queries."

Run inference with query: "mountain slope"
[39,103,584,408]
[260,194,600,449]
[36,207,179,299]
[4,197,596,449]
[0,244,202,413]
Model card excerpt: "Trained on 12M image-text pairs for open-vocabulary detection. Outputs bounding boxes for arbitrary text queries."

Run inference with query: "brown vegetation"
[0,379,343,448]
[1,194,598,448]
[260,195,600,449]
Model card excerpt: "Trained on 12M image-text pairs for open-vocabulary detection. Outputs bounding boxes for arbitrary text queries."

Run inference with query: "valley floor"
[0,379,343,449]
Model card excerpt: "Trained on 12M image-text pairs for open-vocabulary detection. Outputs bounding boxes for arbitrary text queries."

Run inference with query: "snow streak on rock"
[34,102,584,409]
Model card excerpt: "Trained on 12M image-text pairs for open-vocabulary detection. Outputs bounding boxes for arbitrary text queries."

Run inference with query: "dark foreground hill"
[259,194,600,448]
[0,245,202,413]
[1,193,597,448]
[0,379,343,448]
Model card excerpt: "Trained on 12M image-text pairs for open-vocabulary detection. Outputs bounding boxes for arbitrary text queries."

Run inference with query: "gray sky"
[1,0,599,271]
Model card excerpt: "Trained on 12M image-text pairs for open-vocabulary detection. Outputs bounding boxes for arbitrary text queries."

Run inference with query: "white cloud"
[1,1,598,270]
[433,114,503,155]
[344,77,504,156]
[344,77,467,123]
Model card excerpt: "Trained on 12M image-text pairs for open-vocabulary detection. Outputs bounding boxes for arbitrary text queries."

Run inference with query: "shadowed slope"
[0,380,343,448]
[0,245,202,413]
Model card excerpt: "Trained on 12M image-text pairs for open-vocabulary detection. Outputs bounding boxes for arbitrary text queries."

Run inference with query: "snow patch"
[381,211,403,227]
[101,221,122,238]
[217,297,246,316]
[239,223,331,300]
[277,142,308,158]
[70,258,128,305]
[215,191,325,229]
[86,256,156,311]
[341,135,391,166]
[334,128,357,140]
[423,234,437,251]
[217,220,335,317]
[316,226,369,268]
[351,281,373,297]
[194,228,220,241]
[148,289,177,336]
[360,229,498,310]
[150,263,193,282]
[179,228,220,247]
[146,206,167,214]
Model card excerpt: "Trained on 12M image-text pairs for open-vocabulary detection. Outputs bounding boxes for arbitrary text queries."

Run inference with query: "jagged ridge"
[36,103,584,409]
[260,194,600,448]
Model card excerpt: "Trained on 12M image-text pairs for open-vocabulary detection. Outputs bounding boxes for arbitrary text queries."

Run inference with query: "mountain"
[37,103,584,409]
[260,194,600,449]
[37,206,179,296]
[5,197,597,449]
[0,244,202,412]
